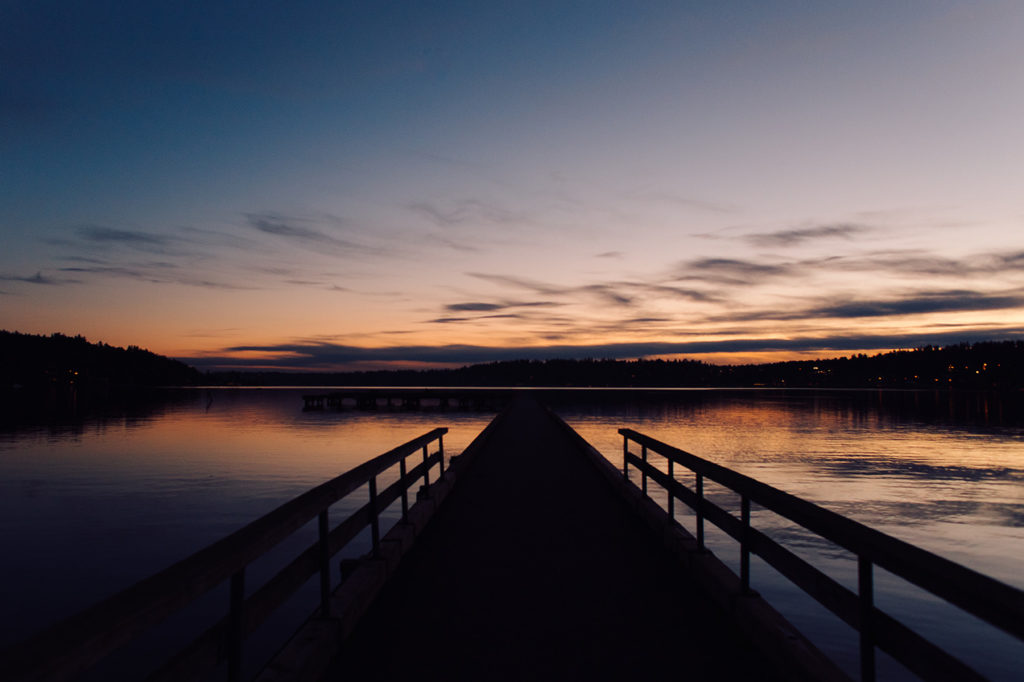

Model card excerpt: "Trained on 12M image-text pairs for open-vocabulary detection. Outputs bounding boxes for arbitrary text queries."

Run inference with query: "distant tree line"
[207,341,1024,390]
[3,331,1020,391]
[0,330,201,391]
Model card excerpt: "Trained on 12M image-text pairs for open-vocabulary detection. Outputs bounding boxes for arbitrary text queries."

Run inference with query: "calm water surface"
[1,388,1021,680]
[553,389,1024,681]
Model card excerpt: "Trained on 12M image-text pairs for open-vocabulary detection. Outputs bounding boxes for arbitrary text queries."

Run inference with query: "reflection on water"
[1,388,1022,680]
[552,389,1024,680]
[0,388,495,678]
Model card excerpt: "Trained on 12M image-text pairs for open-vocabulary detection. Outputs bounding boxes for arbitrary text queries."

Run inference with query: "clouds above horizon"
[6,198,1023,363]
[184,327,1024,371]
[2,1,1022,364]
[425,244,1024,329]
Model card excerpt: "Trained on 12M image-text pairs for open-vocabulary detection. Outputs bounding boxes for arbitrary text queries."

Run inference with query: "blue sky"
[2,1,1023,370]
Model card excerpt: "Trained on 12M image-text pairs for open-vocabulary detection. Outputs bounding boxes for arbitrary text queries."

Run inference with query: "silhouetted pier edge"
[4,396,1023,681]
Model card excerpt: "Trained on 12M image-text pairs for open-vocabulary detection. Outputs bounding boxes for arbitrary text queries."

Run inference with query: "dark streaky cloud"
[675,258,792,284]
[245,213,379,256]
[444,300,563,314]
[446,302,506,312]
[817,249,1024,278]
[0,271,81,285]
[813,291,1024,318]
[745,223,867,248]
[466,273,716,307]
[709,289,1024,323]
[77,225,172,246]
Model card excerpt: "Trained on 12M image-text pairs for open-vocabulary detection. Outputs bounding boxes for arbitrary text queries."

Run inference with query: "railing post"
[622,435,629,479]
[369,475,380,557]
[696,473,705,550]
[227,568,245,682]
[740,495,751,593]
[438,434,444,475]
[422,444,430,487]
[641,444,648,496]
[667,458,674,518]
[859,557,876,682]
[399,456,409,519]
[318,510,330,616]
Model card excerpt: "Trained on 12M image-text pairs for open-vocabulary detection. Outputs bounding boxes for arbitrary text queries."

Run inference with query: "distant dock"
[302,387,515,411]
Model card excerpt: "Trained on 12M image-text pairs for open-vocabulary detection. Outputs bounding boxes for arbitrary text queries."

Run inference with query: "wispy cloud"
[0,271,81,285]
[667,246,1024,295]
[35,210,401,294]
[60,266,161,282]
[432,300,566,324]
[58,262,255,290]
[72,224,208,259]
[811,290,1024,318]
[428,313,525,324]
[629,190,738,214]
[406,199,532,228]
[674,258,793,285]
[705,287,1024,324]
[467,273,564,295]
[464,273,636,307]
[445,302,507,312]
[245,213,379,256]
[633,283,720,303]
[460,273,720,317]
[579,284,634,306]
[422,233,482,253]
[77,225,172,247]
[798,249,1024,279]
[744,223,869,248]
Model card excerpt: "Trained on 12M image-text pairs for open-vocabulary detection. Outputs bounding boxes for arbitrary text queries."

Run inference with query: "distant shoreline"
[4,331,1022,391]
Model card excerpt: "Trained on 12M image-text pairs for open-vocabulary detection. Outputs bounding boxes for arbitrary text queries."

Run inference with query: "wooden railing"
[620,428,1024,682]
[3,428,448,682]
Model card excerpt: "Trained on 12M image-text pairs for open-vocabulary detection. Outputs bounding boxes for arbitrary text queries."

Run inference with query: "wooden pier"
[318,395,814,681]
[3,396,1023,681]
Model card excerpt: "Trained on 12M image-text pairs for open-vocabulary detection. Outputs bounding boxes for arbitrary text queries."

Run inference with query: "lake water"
[1,388,1021,680]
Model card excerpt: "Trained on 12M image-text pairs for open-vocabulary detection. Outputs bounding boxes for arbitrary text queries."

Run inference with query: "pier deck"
[326,396,776,680]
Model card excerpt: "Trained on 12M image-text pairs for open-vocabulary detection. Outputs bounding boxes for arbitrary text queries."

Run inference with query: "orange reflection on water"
[25,390,494,490]
[562,390,1024,586]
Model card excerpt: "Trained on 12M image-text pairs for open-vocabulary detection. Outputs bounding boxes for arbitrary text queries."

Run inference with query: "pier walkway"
[325,396,780,680]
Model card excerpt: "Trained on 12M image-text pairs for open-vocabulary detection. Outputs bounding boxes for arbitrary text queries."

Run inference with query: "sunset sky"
[2,1,1023,371]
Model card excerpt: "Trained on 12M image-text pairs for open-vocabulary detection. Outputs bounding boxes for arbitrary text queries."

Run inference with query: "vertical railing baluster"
[667,458,675,518]
[318,510,330,616]
[422,444,430,487]
[399,456,409,519]
[622,435,629,479]
[227,568,245,682]
[740,495,751,593]
[641,444,648,496]
[859,557,876,682]
[696,473,705,550]
[438,434,445,475]
[369,475,380,557]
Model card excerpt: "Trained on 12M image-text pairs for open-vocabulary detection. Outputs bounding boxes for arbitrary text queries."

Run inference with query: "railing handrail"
[619,428,1024,643]
[3,427,447,682]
